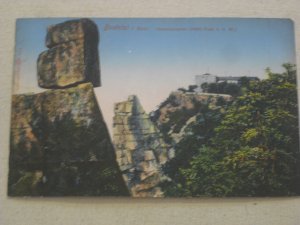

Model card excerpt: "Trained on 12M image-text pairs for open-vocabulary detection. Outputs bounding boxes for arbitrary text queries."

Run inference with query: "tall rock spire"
[113,95,170,197]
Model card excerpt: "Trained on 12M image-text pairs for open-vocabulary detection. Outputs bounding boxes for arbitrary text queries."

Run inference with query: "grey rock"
[113,95,171,197]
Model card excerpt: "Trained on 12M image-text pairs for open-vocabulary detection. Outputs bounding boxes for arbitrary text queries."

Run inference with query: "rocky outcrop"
[153,91,232,125]
[113,95,170,197]
[10,83,106,163]
[9,83,129,196]
[8,19,128,196]
[151,91,232,144]
[38,19,100,89]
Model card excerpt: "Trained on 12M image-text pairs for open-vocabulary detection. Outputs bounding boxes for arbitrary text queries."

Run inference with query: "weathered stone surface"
[9,83,128,196]
[155,91,232,124]
[151,91,232,144]
[38,40,85,88]
[113,95,171,197]
[45,18,98,48]
[37,19,100,89]
[41,83,101,125]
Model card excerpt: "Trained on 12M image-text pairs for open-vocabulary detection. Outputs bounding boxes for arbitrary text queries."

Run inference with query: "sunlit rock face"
[38,19,100,89]
[151,91,233,144]
[9,83,129,196]
[113,95,171,197]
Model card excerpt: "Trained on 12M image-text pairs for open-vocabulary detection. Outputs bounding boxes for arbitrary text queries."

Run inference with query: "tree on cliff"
[201,81,242,96]
[160,97,230,196]
[162,64,300,196]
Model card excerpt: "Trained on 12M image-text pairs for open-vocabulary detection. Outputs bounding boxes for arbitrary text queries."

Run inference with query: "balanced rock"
[37,19,100,89]
[113,95,170,197]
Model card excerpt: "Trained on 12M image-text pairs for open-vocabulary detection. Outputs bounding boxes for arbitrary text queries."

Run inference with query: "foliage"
[151,94,211,143]
[201,81,241,96]
[161,98,228,195]
[201,77,258,97]
[162,64,300,196]
[188,85,198,92]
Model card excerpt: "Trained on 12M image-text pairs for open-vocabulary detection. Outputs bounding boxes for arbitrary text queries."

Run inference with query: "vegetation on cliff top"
[159,64,300,197]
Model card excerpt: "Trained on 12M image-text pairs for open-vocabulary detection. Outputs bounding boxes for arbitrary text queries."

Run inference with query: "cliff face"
[9,83,128,196]
[151,91,232,144]
[113,95,170,197]
[8,18,129,196]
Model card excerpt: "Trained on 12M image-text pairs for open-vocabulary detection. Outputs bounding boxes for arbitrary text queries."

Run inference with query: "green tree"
[161,97,229,196]
[203,81,242,97]
[164,63,300,196]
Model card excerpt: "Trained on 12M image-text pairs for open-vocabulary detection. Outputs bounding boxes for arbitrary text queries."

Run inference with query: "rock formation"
[8,19,128,196]
[113,95,170,197]
[151,91,232,144]
[38,19,100,89]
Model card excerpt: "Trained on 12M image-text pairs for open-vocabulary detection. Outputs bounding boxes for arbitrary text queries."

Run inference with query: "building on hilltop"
[195,73,259,92]
[195,73,217,92]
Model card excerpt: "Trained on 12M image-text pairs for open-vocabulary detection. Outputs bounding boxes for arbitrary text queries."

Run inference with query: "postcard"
[8,18,299,197]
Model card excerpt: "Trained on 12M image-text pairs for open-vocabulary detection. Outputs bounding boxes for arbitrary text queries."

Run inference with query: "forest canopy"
[160,63,300,197]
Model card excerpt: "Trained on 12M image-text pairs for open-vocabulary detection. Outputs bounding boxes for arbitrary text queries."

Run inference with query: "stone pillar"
[113,95,170,197]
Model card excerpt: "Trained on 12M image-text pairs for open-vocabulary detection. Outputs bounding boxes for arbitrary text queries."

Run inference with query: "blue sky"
[13,18,296,134]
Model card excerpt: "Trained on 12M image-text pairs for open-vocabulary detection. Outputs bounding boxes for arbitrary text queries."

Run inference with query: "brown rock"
[45,18,98,48]
[9,83,128,196]
[37,19,100,89]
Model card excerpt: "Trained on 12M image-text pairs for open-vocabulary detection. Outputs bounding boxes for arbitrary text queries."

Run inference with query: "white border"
[0,1,300,225]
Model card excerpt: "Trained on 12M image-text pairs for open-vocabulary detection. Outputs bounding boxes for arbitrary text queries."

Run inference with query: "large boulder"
[37,19,100,89]
[45,18,99,48]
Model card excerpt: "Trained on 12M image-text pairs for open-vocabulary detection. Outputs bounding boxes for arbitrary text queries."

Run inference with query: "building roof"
[217,76,259,81]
